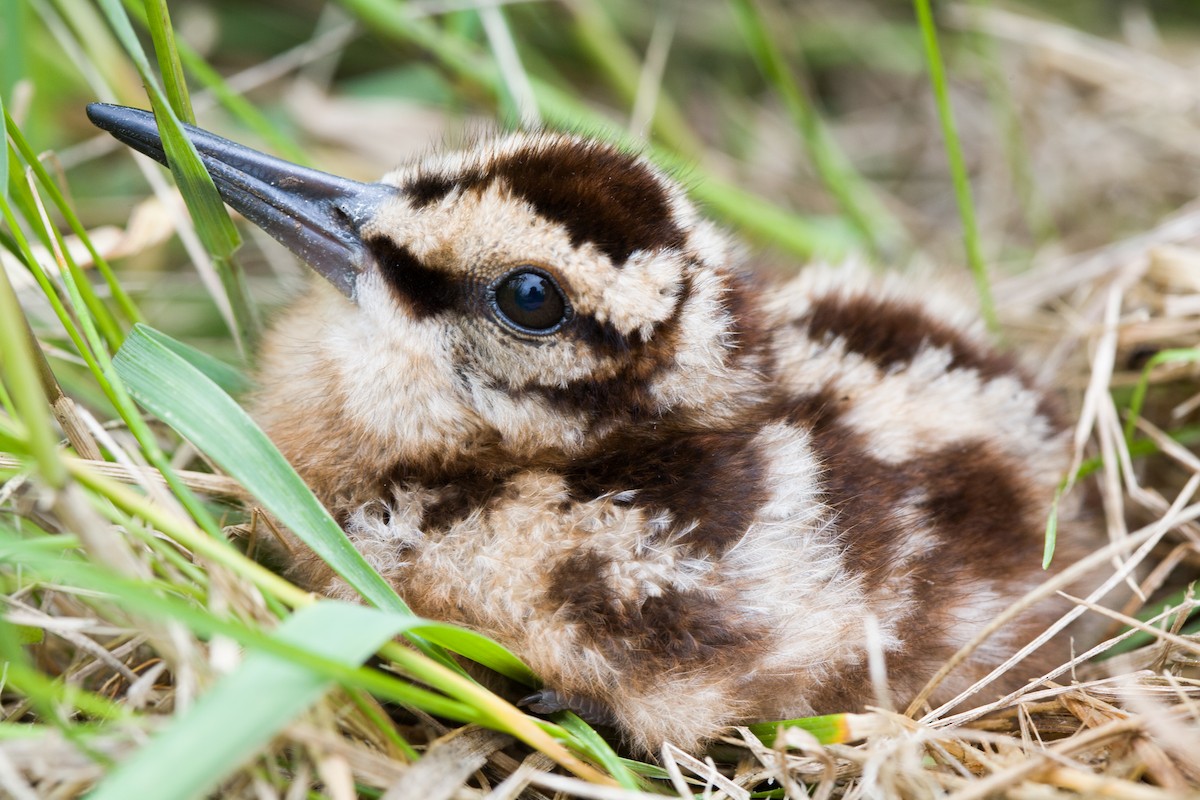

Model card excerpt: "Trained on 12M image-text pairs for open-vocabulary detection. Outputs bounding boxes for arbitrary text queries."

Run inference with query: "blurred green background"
[6,0,1200,354]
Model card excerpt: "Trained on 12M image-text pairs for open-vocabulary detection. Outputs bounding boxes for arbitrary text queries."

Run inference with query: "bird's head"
[87,105,768,482]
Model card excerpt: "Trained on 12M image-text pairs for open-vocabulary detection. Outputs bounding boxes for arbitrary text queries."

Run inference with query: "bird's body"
[87,106,1098,754]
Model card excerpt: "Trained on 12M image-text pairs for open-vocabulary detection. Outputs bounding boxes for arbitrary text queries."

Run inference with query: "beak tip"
[85,102,126,133]
[86,100,379,302]
[87,102,163,143]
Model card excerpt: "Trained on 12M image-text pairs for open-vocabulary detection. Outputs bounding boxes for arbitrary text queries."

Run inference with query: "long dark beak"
[86,103,394,299]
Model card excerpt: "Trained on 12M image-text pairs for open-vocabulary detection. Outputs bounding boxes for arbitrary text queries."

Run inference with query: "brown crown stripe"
[563,425,769,556]
[368,236,462,319]
[405,141,686,266]
[545,550,762,668]
[491,142,687,265]
[404,171,475,207]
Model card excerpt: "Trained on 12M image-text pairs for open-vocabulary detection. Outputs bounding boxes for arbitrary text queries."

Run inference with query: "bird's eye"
[491,268,571,334]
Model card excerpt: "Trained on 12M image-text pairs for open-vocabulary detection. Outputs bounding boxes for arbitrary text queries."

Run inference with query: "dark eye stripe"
[368,236,459,319]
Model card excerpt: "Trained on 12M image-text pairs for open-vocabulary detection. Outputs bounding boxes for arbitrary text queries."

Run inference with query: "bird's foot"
[518,689,617,727]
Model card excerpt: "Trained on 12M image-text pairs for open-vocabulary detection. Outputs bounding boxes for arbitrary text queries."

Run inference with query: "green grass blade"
[98,0,258,349]
[121,0,311,165]
[0,0,23,98]
[3,520,592,776]
[0,188,94,370]
[912,0,997,332]
[4,106,142,328]
[142,0,195,125]
[729,0,904,257]
[1042,480,1065,569]
[405,620,534,685]
[747,712,860,746]
[553,712,643,791]
[5,113,128,350]
[112,324,403,612]
[0,91,6,202]
[1123,347,1200,443]
[88,601,441,800]
[133,324,252,396]
[0,526,482,716]
[0,146,231,545]
[98,0,239,260]
[0,216,65,488]
[0,521,466,719]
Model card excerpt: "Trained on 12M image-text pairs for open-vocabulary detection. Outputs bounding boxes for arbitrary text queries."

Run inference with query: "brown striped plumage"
[86,105,1102,755]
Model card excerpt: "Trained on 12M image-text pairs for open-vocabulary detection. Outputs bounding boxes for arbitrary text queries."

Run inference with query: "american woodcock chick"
[88,103,1099,754]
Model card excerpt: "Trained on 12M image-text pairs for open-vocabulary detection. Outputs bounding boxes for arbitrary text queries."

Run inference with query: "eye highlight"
[490,267,571,334]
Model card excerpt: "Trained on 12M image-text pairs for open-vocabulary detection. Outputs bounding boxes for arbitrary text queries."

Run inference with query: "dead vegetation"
[2,1,1200,798]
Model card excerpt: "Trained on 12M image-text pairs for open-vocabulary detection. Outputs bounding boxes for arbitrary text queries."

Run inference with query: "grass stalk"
[0,98,65,488]
[912,0,998,332]
[142,0,194,125]
[0,256,64,488]
[729,0,905,257]
[5,127,232,547]
[563,0,704,157]
[122,0,311,164]
[98,0,259,351]
[1123,348,1200,444]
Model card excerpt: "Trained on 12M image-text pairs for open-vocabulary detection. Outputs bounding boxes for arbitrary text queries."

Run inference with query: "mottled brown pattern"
[773,385,1078,714]
[533,369,660,426]
[546,550,762,668]
[564,425,768,555]
[802,293,1014,378]
[799,291,1069,434]
[532,271,694,421]
[782,390,1043,584]
[418,469,508,532]
[716,270,773,364]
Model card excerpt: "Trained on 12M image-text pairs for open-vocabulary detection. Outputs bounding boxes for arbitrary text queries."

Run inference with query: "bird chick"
[88,103,1098,755]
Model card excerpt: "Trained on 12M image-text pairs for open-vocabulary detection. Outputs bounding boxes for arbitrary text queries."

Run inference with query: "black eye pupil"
[494,269,569,333]
[513,273,546,312]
